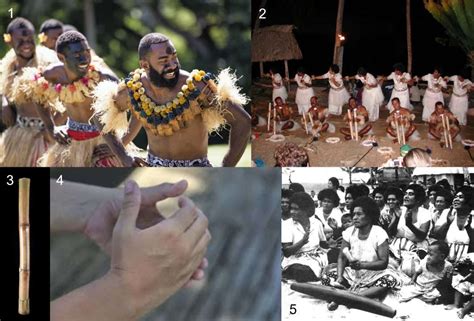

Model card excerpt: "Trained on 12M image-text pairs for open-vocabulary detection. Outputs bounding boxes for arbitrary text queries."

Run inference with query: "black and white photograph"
[281,167,474,320]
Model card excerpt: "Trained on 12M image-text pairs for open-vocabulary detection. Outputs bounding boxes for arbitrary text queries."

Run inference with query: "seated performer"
[340,97,371,140]
[274,96,298,131]
[386,97,416,143]
[307,96,329,137]
[16,31,122,167]
[428,101,460,145]
[92,33,250,167]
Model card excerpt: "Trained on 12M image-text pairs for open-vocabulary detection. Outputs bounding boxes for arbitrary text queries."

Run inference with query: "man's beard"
[149,65,180,88]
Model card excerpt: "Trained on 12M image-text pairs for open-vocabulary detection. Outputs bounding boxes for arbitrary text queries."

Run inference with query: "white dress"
[448,75,472,126]
[272,73,288,103]
[386,72,412,112]
[295,73,314,115]
[281,219,328,278]
[321,72,350,115]
[356,73,384,121]
[422,74,447,122]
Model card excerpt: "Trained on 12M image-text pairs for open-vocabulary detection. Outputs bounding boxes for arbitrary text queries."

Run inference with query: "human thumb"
[117,180,141,232]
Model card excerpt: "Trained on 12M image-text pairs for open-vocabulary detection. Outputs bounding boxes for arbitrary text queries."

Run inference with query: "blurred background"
[0,0,251,164]
[50,168,281,321]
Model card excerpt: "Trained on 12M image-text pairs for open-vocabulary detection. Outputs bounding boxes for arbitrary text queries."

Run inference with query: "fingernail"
[125,181,134,194]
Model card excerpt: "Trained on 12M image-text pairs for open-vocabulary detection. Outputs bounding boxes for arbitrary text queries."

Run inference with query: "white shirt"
[281,218,293,244]
[289,218,326,253]
[422,74,447,92]
[322,72,345,90]
[387,72,411,91]
[396,206,431,242]
[435,208,474,245]
[272,73,284,89]
[314,207,343,230]
[356,72,378,89]
[295,73,312,89]
[449,75,472,96]
[343,225,388,262]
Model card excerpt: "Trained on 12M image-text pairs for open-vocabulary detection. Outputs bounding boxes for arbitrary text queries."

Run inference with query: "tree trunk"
[84,0,97,49]
[333,0,345,68]
[406,0,413,74]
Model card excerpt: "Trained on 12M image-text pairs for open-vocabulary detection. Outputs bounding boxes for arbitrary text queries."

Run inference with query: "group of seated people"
[281,178,474,318]
[263,95,460,146]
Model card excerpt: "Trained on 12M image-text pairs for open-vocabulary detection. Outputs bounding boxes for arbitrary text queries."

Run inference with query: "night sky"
[251,0,468,78]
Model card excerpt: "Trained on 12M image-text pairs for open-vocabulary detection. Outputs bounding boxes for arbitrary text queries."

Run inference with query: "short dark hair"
[350,196,380,224]
[282,189,294,199]
[435,101,444,108]
[434,189,453,206]
[358,184,370,197]
[318,188,340,207]
[330,64,340,74]
[341,213,353,221]
[63,24,78,33]
[56,31,88,54]
[393,63,405,73]
[406,184,427,205]
[329,177,340,188]
[384,187,404,204]
[456,186,474,208]
[433,66,443,74]
[290,192,315,217]
[372,186,386,199]
[39,19,63,33]
[391,97,400,103]
[348,97,356,103]
[289,183,305,193]
[357,67,367,76]
[138,33,170,59]
[430,240,450,258]
[346,185,365,201]
[6,17,34,34]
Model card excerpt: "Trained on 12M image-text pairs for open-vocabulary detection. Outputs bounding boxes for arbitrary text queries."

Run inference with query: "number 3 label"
[6,175,13,186]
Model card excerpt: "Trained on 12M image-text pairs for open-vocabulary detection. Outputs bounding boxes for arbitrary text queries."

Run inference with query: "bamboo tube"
[353,109,358,141]
[401,116,406,145]
[273,107,276,136]
[18,178,30,315]
[446,115,453,149]
[309,111,315,130]
[267,103,271,132]
[441,114,449,148]
[395,114,401,144]
[348,109,354,140]
[302,111,308,134]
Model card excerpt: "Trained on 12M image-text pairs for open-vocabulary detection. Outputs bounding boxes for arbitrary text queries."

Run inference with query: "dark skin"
[428,104,460,141]
[1,27,58,141]
[386,100,416,143]
[340,99,372,139]
[113,40,250,167]
[41,28,63,50]
[282,203,311,257]
[37,40,120,147]
[399,189,430,242]
[432,192,469,239]
[335,206,389,299]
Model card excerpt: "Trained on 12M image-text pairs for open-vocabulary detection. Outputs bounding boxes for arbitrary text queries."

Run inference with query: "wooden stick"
[18,178,30,315]
[395,115,401,145]
[348,109,354,140]
[267,103,271,132]
[441,114,449,148]
[401,116,406,145]
[309,111,315,132]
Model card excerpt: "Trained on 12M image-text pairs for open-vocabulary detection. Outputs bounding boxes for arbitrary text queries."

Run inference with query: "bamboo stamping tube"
[347,110,354,140]
[18,178,30,315]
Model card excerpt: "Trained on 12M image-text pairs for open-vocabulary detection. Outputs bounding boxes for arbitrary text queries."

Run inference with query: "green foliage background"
[0,0,250,90]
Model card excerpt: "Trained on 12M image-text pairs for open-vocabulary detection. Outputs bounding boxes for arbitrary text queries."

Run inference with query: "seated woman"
[315,188,343,239]
[432,186,474,263]
[428,188,452,243]
[379,187,404,234]
[389,184,431,276]
[322,197,405,309]
[282,192,328,282]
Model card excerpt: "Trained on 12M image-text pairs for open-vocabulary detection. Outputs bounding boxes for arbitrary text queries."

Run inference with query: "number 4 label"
[56,175,63,186]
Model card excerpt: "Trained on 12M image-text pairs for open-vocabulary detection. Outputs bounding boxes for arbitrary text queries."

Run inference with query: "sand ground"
[252,85,474,167]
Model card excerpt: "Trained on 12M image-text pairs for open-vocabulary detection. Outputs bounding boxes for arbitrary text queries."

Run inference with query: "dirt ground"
[252,85,474,167]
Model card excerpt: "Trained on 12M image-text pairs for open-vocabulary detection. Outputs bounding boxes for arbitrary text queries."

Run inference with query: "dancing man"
[93,33,250,167]
[17,31,122,167]
[428,101,460,146]
[385,63,413,112]
[340,97,371,140]
[0,17,59,166]
[312,64,350,116]
[421,67,447,122]
[38,18,64,50]
[386,97,416,143]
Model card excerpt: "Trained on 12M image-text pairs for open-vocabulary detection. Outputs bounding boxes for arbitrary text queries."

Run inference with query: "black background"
[0,169,50,320]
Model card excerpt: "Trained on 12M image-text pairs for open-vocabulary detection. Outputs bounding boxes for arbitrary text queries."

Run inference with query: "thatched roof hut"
[251,25,302,78]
